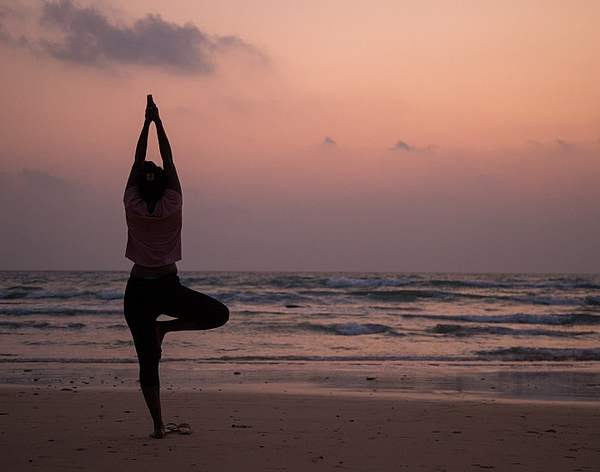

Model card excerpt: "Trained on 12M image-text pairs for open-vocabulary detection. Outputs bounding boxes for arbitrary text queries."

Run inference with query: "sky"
[1,0,599,272]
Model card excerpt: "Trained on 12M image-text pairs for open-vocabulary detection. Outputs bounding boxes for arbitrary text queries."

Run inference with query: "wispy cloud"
[18,168,74,190]
[390,140,416,152]
[389,140,438,153]
[556,139,572,152]
[2,0,267,75]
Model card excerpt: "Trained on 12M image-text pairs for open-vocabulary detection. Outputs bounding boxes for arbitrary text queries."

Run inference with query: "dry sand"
[1,385,599,471]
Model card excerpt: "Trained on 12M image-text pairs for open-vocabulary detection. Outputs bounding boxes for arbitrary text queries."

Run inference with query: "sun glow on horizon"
[1,0,599,272]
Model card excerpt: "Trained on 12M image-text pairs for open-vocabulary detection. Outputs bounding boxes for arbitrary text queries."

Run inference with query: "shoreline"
[3,360,600,403]
[2,385,599,471]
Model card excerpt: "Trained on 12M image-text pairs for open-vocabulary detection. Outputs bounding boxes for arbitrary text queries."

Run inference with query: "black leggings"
[124,274,229,387]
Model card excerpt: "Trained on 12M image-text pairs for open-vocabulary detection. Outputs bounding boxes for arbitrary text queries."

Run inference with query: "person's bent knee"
[218,304,229,327]
[222,305,230,325]
[213,303,229,328]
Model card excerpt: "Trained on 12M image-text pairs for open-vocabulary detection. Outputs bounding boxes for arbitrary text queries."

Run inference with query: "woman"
[124,95,229,439]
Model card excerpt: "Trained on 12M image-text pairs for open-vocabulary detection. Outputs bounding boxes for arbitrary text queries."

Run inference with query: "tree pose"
[124,95,229,438]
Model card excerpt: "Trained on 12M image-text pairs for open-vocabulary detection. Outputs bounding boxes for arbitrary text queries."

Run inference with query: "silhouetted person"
[124,95,229,438]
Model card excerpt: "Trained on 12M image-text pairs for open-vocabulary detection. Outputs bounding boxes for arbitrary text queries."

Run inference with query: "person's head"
[137,161,166,202]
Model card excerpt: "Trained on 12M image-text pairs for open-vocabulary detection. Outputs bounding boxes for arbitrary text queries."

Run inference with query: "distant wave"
[358,291,598,307]
[404,312,600,326]
[0,320,97,330]
[326,276,600,290]
[1,320,69,329]
[349,289,454,302]
[326,277,412,288]
[430,323,595,338]
[3,284,597,308]
[429,278,600,290]
[0,289,123,301]
[508,295,600,306]
[477,347,600,362]
[0,306,123,316]
[298,321,400,336]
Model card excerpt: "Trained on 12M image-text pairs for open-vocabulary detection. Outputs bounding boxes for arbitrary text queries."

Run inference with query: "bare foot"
[150,426,166,439]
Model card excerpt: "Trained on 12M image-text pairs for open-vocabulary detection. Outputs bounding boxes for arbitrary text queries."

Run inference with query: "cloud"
[3,0,266,74]
[389,140,439,153]
[0,1,29,46]
[0,22,9,44]
[390,140,416,152]
[19,168,73,190]
[556,139,572,152]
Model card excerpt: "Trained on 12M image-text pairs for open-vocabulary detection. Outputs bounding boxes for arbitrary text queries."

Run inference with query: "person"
[123,95,229,439]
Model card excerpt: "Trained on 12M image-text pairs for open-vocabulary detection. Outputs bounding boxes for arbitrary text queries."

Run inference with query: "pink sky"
[1,0,599,272]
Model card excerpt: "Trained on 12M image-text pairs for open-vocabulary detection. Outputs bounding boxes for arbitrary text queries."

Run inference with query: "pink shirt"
[124,186,182,267]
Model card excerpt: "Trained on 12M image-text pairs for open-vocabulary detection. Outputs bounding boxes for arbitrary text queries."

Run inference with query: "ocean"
[1,271,599,401]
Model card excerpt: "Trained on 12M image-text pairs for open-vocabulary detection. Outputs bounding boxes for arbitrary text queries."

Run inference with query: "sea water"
[1,271,599,400]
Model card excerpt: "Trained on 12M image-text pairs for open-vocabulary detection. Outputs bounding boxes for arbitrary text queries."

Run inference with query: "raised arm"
[126,117,151,190]
[155,118,182,195]
[147,95,181,195]
[126,95,182,194]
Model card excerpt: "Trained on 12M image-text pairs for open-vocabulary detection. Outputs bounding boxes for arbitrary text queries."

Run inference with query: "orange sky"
[1,0,599,271]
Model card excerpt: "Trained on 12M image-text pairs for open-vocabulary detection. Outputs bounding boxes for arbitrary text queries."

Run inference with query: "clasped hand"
[145,95,160,123]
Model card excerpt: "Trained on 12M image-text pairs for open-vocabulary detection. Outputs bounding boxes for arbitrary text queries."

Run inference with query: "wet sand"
[1,385,599,471]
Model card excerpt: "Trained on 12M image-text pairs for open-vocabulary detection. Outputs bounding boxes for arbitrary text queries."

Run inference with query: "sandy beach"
[2,384,599,472]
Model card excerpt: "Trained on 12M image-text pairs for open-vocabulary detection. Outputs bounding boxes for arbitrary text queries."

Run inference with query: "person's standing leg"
[141,386,165,438]
[124,277,165,438]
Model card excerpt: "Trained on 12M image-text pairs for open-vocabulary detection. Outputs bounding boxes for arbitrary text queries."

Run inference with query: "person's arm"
[126,118,151,190]
[148,97,182,195]
[155,119,181,195]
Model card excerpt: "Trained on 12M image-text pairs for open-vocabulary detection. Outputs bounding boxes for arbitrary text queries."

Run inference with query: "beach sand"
[1,385,599,471]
